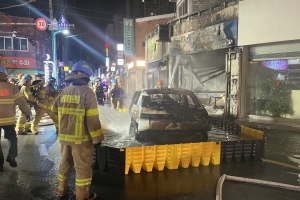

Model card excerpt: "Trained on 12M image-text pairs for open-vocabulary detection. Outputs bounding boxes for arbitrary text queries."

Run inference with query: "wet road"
[0,101,299,200]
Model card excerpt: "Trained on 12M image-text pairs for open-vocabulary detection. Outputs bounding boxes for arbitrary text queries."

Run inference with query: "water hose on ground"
[216,174,300,200]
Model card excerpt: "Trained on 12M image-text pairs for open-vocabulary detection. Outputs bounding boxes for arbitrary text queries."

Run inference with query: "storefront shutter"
[249,40,300,61]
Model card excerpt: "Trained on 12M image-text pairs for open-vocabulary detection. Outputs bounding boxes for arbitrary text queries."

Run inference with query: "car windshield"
[141,92,203,109]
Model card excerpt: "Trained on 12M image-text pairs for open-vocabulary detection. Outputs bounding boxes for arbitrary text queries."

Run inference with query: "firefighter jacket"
[52,73,104,145]
[37,85,59,109]
[20,83,37,105]
[110,86,124,99]
[0,73,31,126]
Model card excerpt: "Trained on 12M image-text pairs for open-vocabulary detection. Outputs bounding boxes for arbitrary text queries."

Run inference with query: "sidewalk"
[235,115,300,132]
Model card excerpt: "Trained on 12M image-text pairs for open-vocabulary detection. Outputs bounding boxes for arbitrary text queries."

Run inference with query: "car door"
[129,91,140,114]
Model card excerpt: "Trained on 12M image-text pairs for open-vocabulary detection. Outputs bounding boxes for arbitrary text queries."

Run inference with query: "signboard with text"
[124,18,134,55]
[0,57,34,68]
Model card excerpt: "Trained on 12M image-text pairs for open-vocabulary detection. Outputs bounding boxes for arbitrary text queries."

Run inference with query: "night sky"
[0,0,126,65]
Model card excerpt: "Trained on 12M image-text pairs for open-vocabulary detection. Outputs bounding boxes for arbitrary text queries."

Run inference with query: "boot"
[84,193,97,200]
[6,157,17,167]
[57,194,69,200]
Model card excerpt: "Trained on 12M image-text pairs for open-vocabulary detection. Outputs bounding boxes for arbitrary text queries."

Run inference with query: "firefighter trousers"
[0,125,18,167]
[111,97,123,109]
[31,106,58,134]
[16,105,31,134]
[55,142,94,200]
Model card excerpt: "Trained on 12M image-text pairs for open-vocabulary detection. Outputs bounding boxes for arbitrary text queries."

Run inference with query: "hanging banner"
[124,18,134,55]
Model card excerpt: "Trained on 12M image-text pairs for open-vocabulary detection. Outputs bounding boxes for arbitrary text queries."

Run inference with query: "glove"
[26,115,31,122]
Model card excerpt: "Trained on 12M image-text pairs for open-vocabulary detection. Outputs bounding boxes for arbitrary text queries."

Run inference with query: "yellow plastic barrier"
[165,144,181,170]
[154,145,167,171]
[180,143,192,168]
[241,125,264,140]
[130,147,144,173]
[211,142,221,165]
[125,148,131,175]
[190,142,202,167]
[201,142,213,166]
[142,146,155,172]
[118,108,127,112]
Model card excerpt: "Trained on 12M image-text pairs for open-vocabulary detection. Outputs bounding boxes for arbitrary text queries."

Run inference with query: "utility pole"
[49,0,53,24]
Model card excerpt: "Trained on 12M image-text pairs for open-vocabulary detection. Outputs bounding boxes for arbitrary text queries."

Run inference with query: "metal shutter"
[249,40,300,61]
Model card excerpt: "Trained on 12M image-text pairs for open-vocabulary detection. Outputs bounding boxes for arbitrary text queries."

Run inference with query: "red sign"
[35,18,48,31]
[0,57,35,69]
[0,90,9,96]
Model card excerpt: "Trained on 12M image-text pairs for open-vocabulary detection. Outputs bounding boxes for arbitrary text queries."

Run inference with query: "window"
[0,37,28,51]
[13,38,20,50]
[0,38,4,49]
[178,0,188,17]
[5,38,12,50]
[21,39,27,51]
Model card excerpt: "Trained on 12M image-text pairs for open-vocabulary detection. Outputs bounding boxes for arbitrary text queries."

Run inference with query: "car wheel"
[129,121,143,141]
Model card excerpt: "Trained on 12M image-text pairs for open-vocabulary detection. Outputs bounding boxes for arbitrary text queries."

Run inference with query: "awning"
[6,69,44,75]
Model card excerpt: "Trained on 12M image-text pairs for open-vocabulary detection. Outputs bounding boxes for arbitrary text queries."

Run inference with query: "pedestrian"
[16,74,37,135]
[0,65,31,171]
[52,61,104,200]
[31,77,59,135]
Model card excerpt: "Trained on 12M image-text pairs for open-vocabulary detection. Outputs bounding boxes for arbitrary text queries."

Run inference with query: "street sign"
[35,18,48,31]
[57,15,70,29]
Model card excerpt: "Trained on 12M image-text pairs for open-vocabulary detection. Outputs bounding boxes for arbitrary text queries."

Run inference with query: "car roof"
[140,88,195,95]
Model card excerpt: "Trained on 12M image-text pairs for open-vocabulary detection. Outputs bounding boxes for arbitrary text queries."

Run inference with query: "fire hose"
[216,174,300,200]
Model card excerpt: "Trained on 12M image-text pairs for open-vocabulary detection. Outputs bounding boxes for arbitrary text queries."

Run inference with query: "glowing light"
[128,62,134,69]
[63,30,69,34]
[136,60,145,67]
[117,44,124,51]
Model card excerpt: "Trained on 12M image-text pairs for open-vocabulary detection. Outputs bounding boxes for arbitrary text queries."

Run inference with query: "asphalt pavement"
[0,101,299,200]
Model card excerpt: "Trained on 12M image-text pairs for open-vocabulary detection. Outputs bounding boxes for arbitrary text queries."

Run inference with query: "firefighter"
[52,61,104,200]
[0,65,31,171]
[8,77,17,85]
[31,77,59,135]
[16,74,37,135]
[109,83,125,109]
[157,80,163,88]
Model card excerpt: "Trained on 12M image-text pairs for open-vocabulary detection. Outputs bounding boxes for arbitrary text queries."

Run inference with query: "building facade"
[144,0,300,129]
[126,0,175,18]
[122,13,175,98]
[0,12,51,79]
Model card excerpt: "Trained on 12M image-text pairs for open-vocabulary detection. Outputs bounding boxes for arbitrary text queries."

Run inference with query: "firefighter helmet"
[0,64,7,75]
[118,81,123,87]
[157,80,163,88]
[21,74,33,82]
[72,61,93,76]
[18,73,24,80]
[48,77,56,85]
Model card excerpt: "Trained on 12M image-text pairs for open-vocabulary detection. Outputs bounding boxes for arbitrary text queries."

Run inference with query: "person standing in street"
[31,77,59,135]
[0,65,31,171]
[52,61,104,200]
[16,74,37,135]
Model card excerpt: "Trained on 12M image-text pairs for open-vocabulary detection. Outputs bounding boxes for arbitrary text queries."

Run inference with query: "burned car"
[129,88,211,141]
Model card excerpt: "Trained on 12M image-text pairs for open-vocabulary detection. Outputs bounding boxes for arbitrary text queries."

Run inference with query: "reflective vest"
[52,84,104,144]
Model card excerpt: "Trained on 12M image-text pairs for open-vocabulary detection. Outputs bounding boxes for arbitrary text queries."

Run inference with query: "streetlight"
[52,29,69,86]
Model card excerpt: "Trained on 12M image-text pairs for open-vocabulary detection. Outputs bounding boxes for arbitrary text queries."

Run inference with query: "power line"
[0,0,36,10]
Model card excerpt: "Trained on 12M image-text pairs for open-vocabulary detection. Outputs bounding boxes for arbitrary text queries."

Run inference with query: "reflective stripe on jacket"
[0,81,31,126]
[37,85,58,109]
[20,85,36,103]
[52,84,104,144]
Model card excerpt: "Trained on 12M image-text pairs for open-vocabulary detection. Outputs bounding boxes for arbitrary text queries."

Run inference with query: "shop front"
[146,59,168,89]
[245,40,300,120]
[125,60,146,98]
